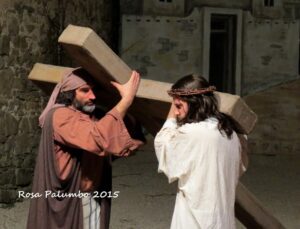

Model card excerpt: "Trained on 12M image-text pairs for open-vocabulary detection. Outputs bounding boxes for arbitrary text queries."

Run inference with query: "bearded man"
[27,68,143,229]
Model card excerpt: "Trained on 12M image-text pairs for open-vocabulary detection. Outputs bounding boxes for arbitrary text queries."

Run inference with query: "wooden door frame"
[202,7,243,95]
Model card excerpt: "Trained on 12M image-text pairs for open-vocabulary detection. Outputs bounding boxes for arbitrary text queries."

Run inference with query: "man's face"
[173,97,189,121]
[73,84,96,113]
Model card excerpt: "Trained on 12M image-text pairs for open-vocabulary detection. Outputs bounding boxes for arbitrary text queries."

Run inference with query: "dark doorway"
[209,14,237,93]
[298,39,300,75]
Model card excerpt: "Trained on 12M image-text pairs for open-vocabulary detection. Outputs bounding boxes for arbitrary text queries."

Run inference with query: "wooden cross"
[28,25,284,228]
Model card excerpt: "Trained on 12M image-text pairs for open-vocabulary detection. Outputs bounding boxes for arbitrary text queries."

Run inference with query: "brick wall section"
[0,0,116,205]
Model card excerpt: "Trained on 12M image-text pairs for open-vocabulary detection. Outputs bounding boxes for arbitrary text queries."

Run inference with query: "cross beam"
[57,24,257,135]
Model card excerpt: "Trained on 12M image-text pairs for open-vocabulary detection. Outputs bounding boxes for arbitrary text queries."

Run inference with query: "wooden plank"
[58,24,257,134]
[235,183,285,229]
[29,63,167,135]
[29,63,255,134]
[28,63,73,94]
[29,63,285,228]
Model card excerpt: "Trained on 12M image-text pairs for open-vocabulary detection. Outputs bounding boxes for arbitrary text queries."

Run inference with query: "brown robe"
[27,106,140,229]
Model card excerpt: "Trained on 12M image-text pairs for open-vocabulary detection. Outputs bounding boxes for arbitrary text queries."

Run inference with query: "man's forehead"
[77,84,94,89]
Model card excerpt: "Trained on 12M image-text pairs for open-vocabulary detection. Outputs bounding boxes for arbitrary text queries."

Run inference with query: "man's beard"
[73,99,96,114]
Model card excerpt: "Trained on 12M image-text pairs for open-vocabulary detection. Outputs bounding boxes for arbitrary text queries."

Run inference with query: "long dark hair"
[55,90,75,106]
[171,74,244,138]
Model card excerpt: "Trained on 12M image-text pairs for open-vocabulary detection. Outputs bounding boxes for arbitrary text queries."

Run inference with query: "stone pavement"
[0,136,299,228]
[244,79,300,156]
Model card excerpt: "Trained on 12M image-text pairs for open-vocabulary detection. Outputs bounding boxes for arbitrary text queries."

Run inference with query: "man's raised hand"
[111,71,141,118]
[111,71,140,105]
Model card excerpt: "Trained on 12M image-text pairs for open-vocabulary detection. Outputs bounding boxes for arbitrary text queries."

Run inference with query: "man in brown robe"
[27,68,143,229]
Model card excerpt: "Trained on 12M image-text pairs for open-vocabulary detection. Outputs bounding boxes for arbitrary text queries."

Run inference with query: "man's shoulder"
[179,120,221,142]
[180,119,218,132]
[53,106,75,116]
[53,106,93,123]
[52,106,79,123]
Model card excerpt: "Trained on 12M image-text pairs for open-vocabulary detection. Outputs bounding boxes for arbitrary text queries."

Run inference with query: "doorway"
[202,8,242,95]
[209,14,237,93]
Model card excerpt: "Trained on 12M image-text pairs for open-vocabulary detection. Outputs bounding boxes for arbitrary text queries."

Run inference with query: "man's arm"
[167,101,177,119]
[53,107,142,156]
[53,71,142,156]
[111,70,140,118]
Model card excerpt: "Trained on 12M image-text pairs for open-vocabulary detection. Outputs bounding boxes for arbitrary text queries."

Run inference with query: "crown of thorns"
[167,86,216,96]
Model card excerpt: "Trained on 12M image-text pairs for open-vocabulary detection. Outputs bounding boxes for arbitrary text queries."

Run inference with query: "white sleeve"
[162,118,177,129]
[154,119,194,183]
[239,134,248,176]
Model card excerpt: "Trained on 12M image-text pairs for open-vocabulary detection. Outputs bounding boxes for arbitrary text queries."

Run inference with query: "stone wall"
[120,0,252,16]
[193,0,251,10]
[143,0,186,17]
[242,12,299,95]
[252,0,284,19]
[0,0,116,205]
[120,0,144,15]
[121,8,203,83]
[121,5,300,95]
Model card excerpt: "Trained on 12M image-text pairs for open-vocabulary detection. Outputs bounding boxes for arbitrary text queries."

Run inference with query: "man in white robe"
[154,74,247,229]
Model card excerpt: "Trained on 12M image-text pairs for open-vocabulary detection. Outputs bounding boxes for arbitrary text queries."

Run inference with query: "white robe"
[154,118,243,229]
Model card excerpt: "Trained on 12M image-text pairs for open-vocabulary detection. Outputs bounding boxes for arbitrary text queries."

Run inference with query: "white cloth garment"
[82,195,101,229]
[154,118,242,229]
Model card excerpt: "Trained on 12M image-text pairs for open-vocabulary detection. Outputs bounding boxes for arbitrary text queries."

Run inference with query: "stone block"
[294,142,300,153]
[21,156,36,168]
[120,0,143,15]
[14,133,32,155]
[11,35,20,50]
[0,68,14,95]
[0,134,6,144]
[0,151,11,168]
[0,35,10,55]
[0,169,15,186]
[12,157,24,168]
[28,116,39,132]
[0,189,17,204]
[12,77,26,92]
[26,24,35,33]
[19,117,30,134]
[8,17,19,36]
[0,56,5,68]
[0,111,18,141]
[15,168,33,186]
[4,137,15,152]
[24,101,38,111]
